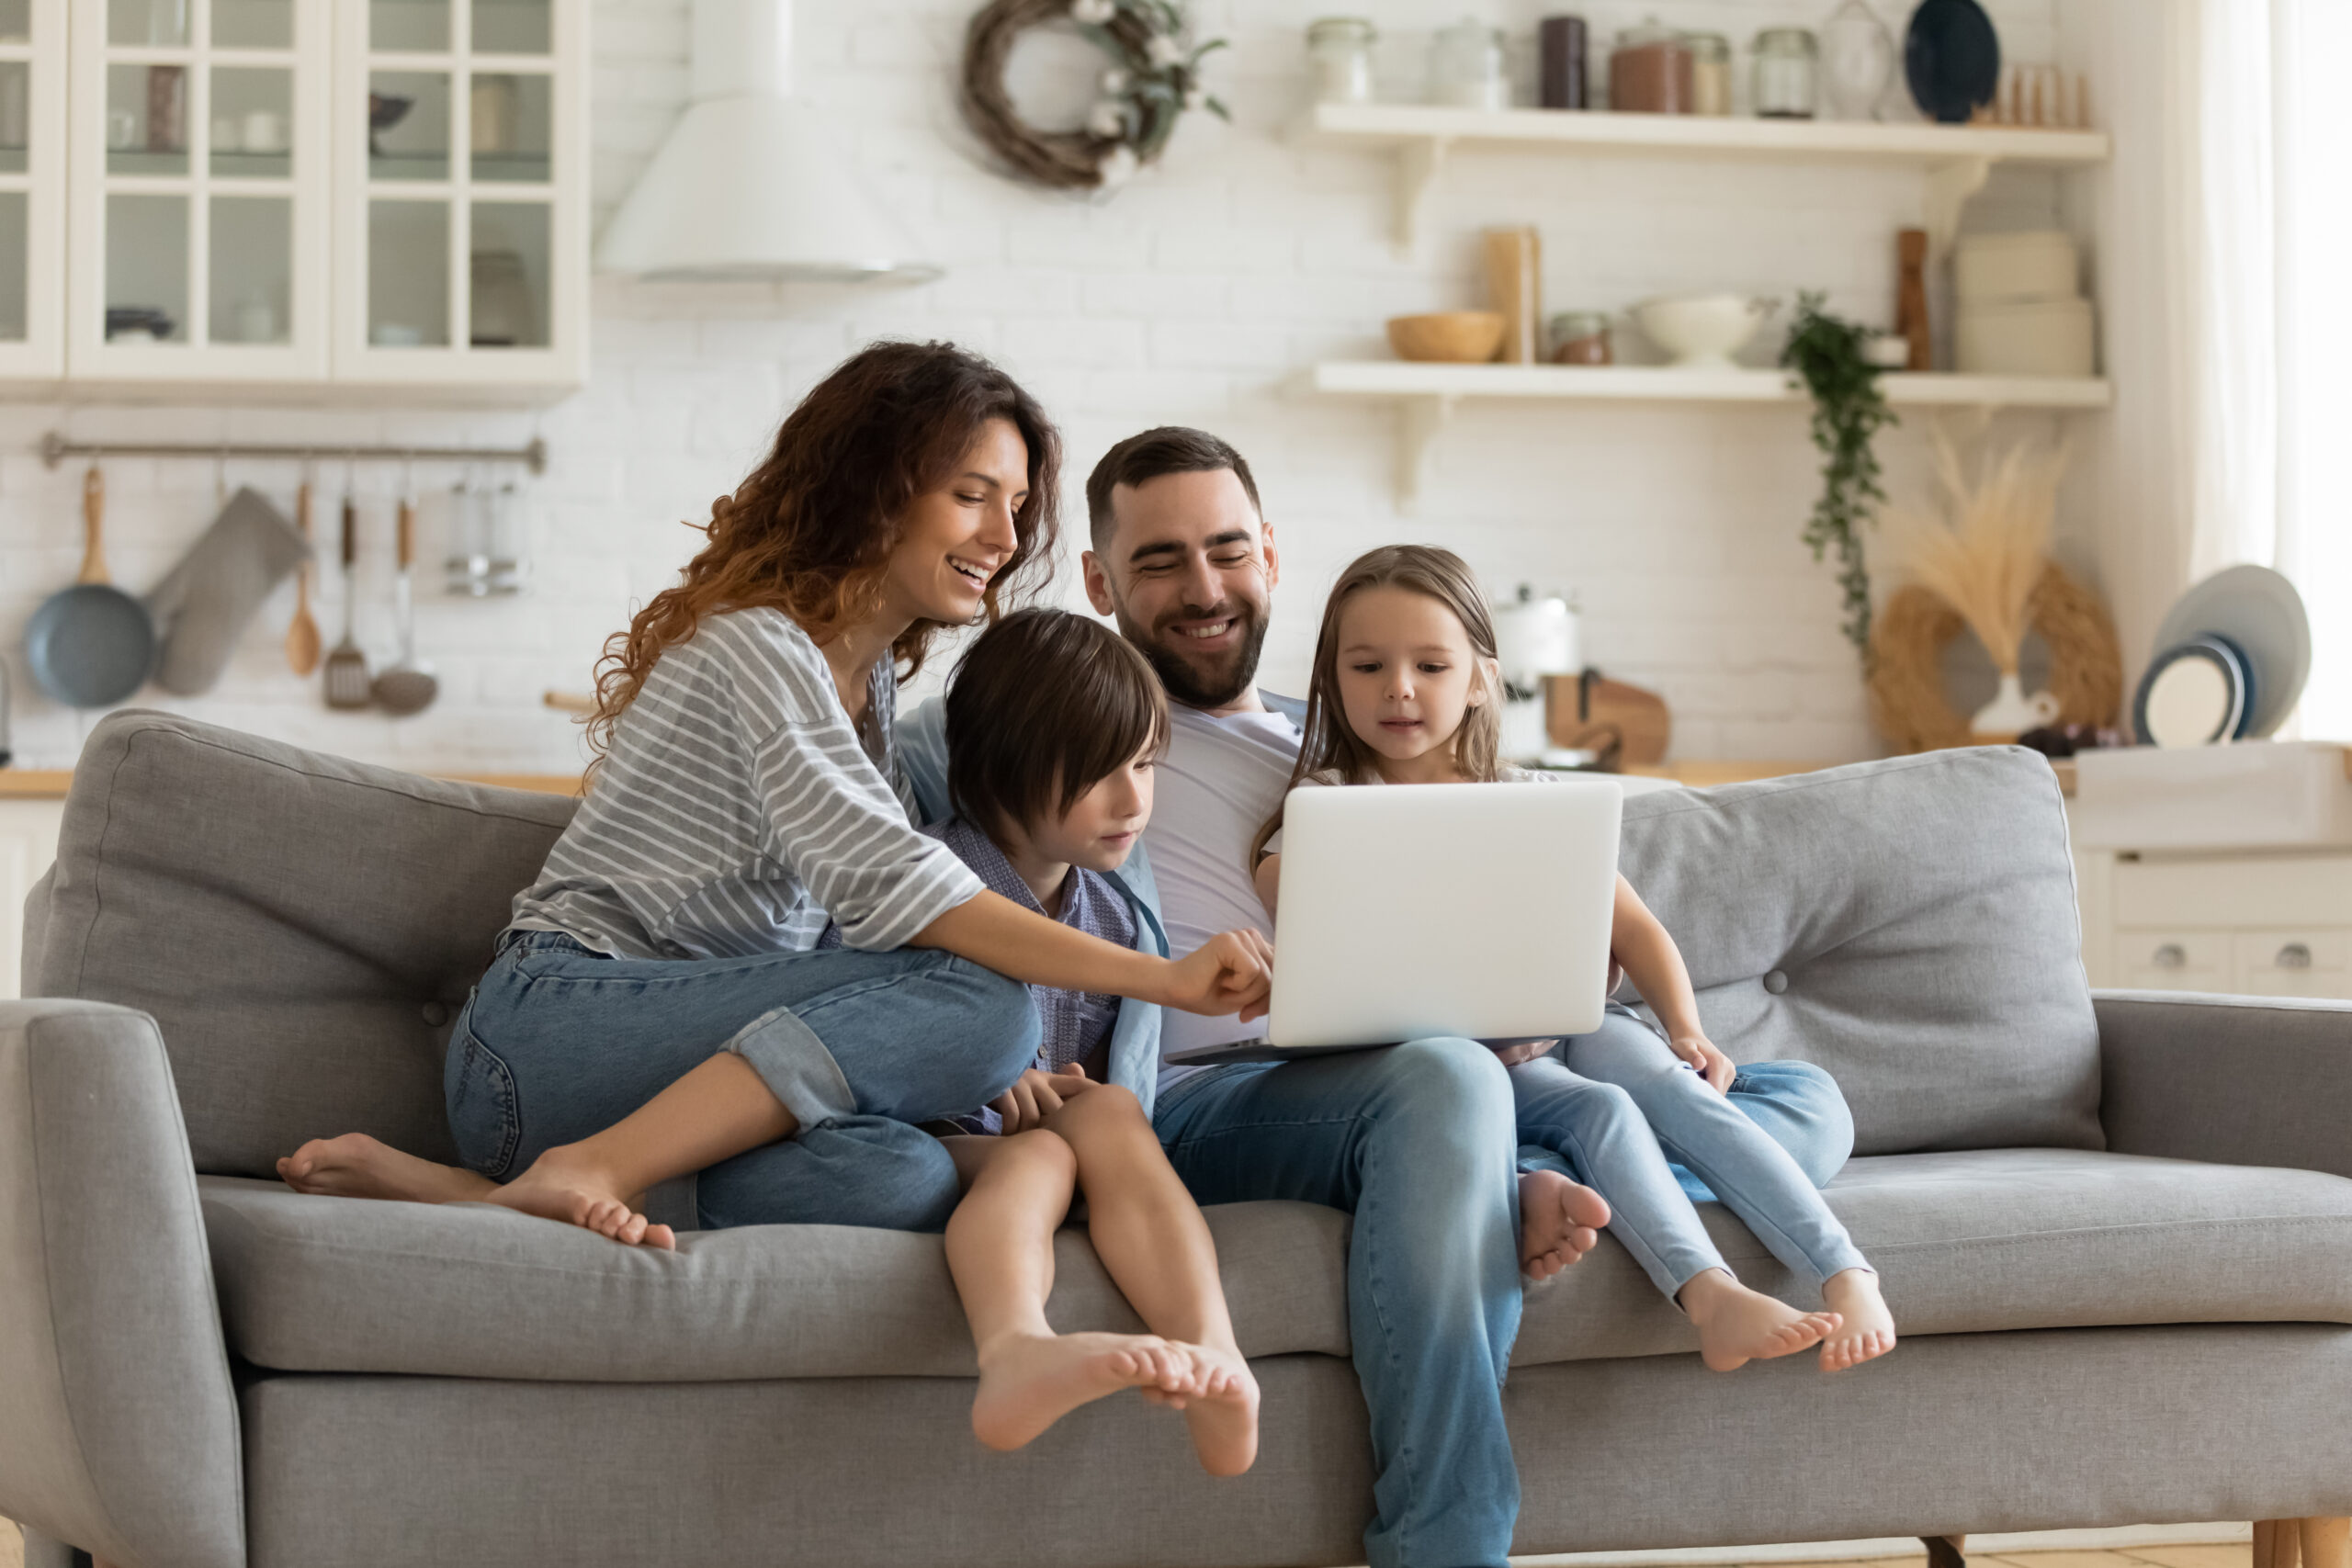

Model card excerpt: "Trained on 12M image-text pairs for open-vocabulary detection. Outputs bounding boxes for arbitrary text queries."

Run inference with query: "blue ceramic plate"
[2132,637,2247,749]
[1905,0,2001,124]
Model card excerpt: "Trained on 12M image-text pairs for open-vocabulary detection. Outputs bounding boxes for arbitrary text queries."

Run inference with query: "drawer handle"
[2153,943,2186,970]
[2278,942,2314,970]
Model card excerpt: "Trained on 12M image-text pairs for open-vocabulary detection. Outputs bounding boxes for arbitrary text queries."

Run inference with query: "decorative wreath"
[1868,562,2124,751]
[961,0,1227,192]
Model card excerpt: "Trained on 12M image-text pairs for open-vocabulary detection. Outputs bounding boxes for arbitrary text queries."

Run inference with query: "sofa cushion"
[33,712,576,1177]
[1621,749,2099,1155]
[206,1148,2352,1382]
[201,1182,1352,1380]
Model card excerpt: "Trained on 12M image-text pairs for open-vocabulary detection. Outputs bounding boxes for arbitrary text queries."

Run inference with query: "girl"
[829,606,1258,1472]
[279,341,1271,1267]
[1248,545,1895,1374]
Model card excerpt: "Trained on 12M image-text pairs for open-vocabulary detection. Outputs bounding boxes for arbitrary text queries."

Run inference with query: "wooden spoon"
[284,480,322,676]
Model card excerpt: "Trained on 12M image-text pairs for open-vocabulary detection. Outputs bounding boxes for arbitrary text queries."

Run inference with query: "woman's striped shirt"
[506,607,984,960]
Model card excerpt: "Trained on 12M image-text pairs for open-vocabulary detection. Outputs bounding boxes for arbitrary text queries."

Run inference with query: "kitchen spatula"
[322,491,372,709]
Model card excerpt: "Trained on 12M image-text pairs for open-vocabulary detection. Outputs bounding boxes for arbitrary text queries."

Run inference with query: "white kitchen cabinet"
[2080,847,2352,1000]
[0,797,63,1001]
[42,0,583,400]
[331,0,586,391]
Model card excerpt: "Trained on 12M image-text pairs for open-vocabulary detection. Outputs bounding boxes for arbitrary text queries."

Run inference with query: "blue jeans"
[1154,1039,1522,1568]
[446,931,1040,1232]
[1512,1010,1869,1300]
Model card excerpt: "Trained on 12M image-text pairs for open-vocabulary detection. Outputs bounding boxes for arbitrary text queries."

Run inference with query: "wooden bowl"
[1386,311,1507,364]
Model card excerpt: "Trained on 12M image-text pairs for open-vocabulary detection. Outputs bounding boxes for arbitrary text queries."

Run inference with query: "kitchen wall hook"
[39,433,548,476]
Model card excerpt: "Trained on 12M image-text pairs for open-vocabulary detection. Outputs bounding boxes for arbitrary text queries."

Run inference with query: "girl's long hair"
[585,341,1062,761]
[1249,544,1502,865]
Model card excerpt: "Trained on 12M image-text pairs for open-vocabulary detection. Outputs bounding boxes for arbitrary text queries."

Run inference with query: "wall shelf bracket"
[1923,155,1994,263]
[1395,137,1453,254]
[1396,392,1459,513]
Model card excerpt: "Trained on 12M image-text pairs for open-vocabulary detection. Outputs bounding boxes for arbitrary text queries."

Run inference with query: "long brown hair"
[586,341,1063,759]
[1249,545,1502,865]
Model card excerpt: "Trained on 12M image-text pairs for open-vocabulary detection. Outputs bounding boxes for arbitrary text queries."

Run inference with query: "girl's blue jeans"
[445,931,1041,1232]
[1511,1007,1870,1299]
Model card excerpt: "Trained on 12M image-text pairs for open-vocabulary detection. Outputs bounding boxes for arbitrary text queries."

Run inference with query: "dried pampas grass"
[1886,432,2069,674]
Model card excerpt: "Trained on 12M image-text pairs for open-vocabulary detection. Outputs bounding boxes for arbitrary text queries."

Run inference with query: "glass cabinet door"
[0,0,64,378]
[338,0,581,387]
[69,0,326,378]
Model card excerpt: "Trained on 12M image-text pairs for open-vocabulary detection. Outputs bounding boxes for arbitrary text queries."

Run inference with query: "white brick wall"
[0,0,2088,774]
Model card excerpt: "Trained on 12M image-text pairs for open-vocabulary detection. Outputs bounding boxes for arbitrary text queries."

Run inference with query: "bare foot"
[970,1330,1195,1451]
[277,1134,497,1204]
[1173,1342,1260,1477]
[485,1145,676,1250]
[1819,1268,1896,1371]
[1519,1169,1611,1280]
[1679,1269,1840,1371]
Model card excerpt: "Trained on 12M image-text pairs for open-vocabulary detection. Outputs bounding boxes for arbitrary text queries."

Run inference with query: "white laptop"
[1164,779,1623,1065]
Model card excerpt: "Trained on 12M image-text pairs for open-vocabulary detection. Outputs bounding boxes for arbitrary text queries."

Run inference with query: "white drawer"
[2233,929,2352,999]
[2118,930,2231,992]
[2113,853,2352,930]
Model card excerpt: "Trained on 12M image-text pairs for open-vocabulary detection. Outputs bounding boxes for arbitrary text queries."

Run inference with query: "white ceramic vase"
[1971,671,2061,739]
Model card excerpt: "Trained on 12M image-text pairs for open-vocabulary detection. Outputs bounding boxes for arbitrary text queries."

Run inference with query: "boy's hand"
[1161,930,1274,1021]
[991,1064,1102,1134]
[1671,1034,1735,1094]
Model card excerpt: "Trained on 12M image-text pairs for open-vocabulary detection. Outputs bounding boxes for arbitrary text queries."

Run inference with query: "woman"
[281,341,1273,1248]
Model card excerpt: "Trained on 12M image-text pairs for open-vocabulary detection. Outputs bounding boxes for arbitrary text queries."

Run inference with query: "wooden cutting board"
[1545,671,1671,767]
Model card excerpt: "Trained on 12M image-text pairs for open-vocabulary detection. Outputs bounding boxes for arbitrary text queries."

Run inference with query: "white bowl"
[1632,294,1776,369]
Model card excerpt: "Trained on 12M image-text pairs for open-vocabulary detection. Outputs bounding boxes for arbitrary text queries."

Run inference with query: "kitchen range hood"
[597,0,943,284]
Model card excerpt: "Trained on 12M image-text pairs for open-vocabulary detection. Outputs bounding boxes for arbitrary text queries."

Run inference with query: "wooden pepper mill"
[1896,228,1932,371]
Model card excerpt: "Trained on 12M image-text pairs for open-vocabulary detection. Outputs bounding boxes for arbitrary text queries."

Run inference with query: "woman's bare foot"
[486,1145,676,1249]
[970,1330,1196,1451]
[1519,1169,1611,1280]
[1679,1269,1840,1371]
[1173,1342,1260,1476]
[1819,1268,1896,1371]
[277,1134,497,1204]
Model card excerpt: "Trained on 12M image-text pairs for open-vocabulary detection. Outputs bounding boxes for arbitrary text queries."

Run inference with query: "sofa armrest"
[2097,988,2352,1178]
[0,1000,244,1568]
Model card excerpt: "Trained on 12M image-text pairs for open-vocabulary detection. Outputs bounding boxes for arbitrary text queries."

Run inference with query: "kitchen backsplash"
[0,0,2081,774]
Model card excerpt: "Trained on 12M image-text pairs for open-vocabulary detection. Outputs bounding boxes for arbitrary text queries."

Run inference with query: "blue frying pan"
[26,468,155,708]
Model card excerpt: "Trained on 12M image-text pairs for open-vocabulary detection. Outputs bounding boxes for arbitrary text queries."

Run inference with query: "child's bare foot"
[1819,1268,1896,1371]
[1679,1269,1840,1371]
[1172,1342,1260,1477]
[1519,1169,1611,1280]
[486,1145,676,1249]
[970,1330,1194,1451]
[277,1134,497,1204]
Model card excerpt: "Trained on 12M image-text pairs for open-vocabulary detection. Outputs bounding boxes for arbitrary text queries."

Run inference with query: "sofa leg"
[1923,1535,1967,1568]
[2300,1518,2350,1568]
[2258,1519,2306,1568]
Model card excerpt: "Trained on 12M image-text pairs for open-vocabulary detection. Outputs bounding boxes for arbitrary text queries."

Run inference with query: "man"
[1080,427,1858,1568]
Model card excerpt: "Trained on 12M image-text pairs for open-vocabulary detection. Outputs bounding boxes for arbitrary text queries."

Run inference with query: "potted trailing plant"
[1780,293,1897,664]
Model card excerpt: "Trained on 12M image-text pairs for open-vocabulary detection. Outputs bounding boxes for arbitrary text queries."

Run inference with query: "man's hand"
[1490,1039,1558,1067]
[1671,1034,1735,1094]
[1160,930,1274,1021]
[990,1063,1100,1134]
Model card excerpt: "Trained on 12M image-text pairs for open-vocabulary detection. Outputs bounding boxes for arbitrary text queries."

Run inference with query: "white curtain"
[2176,0,2352,739]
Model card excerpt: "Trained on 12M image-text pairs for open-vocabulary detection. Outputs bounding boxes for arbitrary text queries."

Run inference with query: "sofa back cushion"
[30,712,575,1177]
[1620,747,2100,1155]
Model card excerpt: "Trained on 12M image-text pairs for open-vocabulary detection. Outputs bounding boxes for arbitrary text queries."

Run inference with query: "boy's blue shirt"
[897,698,1170,1119]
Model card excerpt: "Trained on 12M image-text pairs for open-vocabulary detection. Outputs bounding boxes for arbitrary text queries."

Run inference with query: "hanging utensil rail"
[38,432,548,475]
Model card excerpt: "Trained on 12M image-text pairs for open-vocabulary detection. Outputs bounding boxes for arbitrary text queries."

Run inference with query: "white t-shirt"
[1144,699,1303,1089]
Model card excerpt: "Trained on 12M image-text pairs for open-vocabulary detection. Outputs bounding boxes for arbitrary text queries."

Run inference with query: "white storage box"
[1956,298,2097,377]
[1955,231,2081,304]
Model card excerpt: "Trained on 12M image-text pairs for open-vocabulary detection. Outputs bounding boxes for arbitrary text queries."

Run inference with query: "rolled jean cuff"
[726,1004,855,1127]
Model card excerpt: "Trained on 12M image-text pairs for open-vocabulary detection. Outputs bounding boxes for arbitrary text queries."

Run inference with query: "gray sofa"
[4,710,2350,1568]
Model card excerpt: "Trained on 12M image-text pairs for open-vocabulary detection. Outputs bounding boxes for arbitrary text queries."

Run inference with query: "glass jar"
[1819,0,1895,120]
[1609,17,1690,114]
[1429,18,1507,109]
[1549,310,1613,366]
[1307,17,1377,106]
[1752,28,1818,119]
[1686,32,1733,117]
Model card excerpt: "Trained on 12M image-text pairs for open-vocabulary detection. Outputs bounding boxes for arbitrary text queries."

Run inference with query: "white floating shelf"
[1294,101,2113,253]
[1305,361,2113,508]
